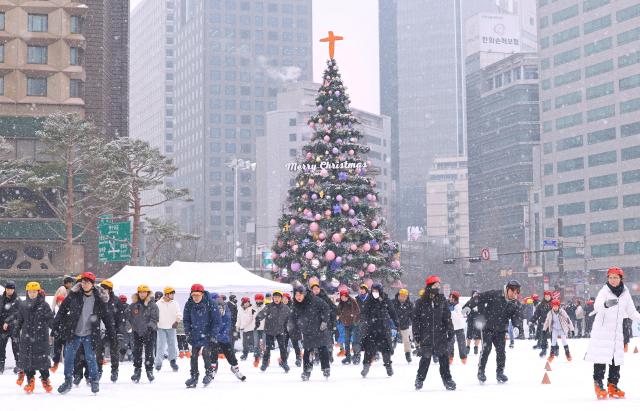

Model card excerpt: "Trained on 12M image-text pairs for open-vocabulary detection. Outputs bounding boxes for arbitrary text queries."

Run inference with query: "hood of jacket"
[131,292,154,306]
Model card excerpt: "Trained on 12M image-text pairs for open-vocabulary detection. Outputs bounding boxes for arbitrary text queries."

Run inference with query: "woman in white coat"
[584,266,640,399]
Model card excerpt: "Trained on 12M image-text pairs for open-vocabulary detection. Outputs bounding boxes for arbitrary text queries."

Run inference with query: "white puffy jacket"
[584,284,640,365]
[236,306,256,332]
[450,303,466,330]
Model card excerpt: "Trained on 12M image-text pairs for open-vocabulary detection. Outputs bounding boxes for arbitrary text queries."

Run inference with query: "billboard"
[465,13,522,57]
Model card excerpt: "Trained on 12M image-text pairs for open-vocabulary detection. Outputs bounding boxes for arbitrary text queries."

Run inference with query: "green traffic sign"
[98,216,131,263]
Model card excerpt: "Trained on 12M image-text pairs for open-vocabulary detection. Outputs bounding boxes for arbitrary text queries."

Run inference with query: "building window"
[588,151,616,167]
[620,97,640,114]
[554,69,581,87]
[553,26,580,45]
[70,47,81,65]
[587,128,615,145]
[624,242,640,255]
[555,91,581,108]
[622,169,640,184]
[589,173,618,189]
[585,37,612,57]
[70,79,82,98]
[0,12,4,31]
[564,224,585,237]
[553,48,580,67]
[616,3,640,23]
[557,158,584,173]
[544,185,554,197]
[555,113,582,130]
[289,148,296,157]
[27,45,48,64]
[622,145,640,161]
[586,105,615,122]
[558,202,585,216]
[617,27,640,46]
[556,135,583,151]
[552,4,579,25]
[28,14,48,32]
[523,66,538,79]
[585,59,613,78]
[557,179,584,194]
[0,44,3,63]
[288,133,296,142]
[70,16,82,33]
[544,206,554,218]
[619,51,640,68]
[619,74,640,91]
[0,76,3,96]
[543,142,553,154]
[590,196,618,212]
[586,82,614,100]
[623,217,640,231]
[591,243,619,258]
[591,220,619,235]
[544,163,553,175]
[584,15,611,35]
[27,77,47,96]
[623,193,640,207]
[583,0,610,13]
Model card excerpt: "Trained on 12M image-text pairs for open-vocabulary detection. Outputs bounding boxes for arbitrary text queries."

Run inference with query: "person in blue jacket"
[183,284,219,388]
[210,293,246,382]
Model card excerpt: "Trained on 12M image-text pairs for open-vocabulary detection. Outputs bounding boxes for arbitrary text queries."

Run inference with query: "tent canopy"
[108,261,291,304]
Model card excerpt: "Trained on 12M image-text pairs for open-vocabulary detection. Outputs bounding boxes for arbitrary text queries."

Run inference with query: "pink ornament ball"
[374,244,380,251]
[290,219,297,225]
[348,149,355,156]
[350,244,357,251]
[341,203,349,211]
[325,250,336,261]
[348,209,355,216]
[371,220,378,228]
[367,264,376,273]
[320,169,329,177]
[332,233,343,243]
[335,256,343,264]
[323,135,331,143]
[324,210,331,217]
[309,222,319,232]
[305,250,314,259]
[308,178,315,186]
[366,194,374,201]
[291,245,299,252]
[315,213,322,221]
[319,232,327,240]
[306,152,312,160]
[351,196,360,204]
[336,194,343,202]
[358,271,365,277]
[363,243,371,252]
[277,240,284,247]
[391,260,401,269]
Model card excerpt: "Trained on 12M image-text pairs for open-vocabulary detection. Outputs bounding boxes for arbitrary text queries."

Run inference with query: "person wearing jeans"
[183,284,219,387]
[53,272,115,395]
[155,287,181,372]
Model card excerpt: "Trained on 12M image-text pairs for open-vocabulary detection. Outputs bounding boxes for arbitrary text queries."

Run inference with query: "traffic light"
[443,258,456,264]
[468,257,482,263]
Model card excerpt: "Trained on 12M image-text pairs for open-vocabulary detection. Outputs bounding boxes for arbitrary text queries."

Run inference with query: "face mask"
[372,291,380,299]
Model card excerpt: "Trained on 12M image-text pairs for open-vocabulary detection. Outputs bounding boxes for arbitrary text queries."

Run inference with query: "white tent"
[108,261,291,305]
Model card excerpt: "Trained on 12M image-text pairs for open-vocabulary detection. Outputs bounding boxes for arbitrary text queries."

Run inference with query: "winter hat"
[293,285,305,295]
[551,299,560,307]
[450,291,460,300]
[80,272,96,283]
[254,293,265,301]
[371,283,383,293]
[163,286,175,295]
[210,292,219,300]
[425,275,441,288]
[4,281,15,289]
[398,288,409,296]
[119,295,128,303]
[26,281,42,291]
[339,289,350,297]
[607,266,624,278]
[100,280,113,290]
[191,284,205,293]
[155,291,164,300]
[229,295,237,302]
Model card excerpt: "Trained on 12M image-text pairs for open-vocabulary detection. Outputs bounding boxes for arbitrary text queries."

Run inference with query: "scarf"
[607,281,624,297]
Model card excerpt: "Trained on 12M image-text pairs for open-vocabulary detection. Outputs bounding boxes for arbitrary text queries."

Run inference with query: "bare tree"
[143,217,199,266]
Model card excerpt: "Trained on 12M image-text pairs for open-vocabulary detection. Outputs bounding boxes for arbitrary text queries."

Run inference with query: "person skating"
[53,272,115,395]
[11,282,54,394]
[532,291,552,355]
[392,288,414,364]
[227,295,239,348]
[413,276,456,391]
[236,297,255,361]
[288,285,332,381]
[336,289,361,365]
[0,281,21,375]
[183,284,219,387]
[585,267,640,400]
[95,280,125,382]
[50,294,65,373]
[542,299,574,362]
[463,280,521,384]
[448,291,467,364]
[309,279,338,363]
[155,286,181,373]
[127,284,160,383]
[359,283,398,378]
[252,293,266,367]
[211,294,246,382]
[574,299,585,338]
[527,294,539,339]
[462,290,481,355]
[51,276,74,310]
[255,290,291,372]
[282,292,303,367]
[584,298,595,337]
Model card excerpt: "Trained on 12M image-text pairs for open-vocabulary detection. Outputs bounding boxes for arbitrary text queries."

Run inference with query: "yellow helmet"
[399,288,409,296]
[137,284,151,293]
[418,289,425,297]
[163,286,175,295]
[26,282,42,291]
[272,290,283,297]
[100,280,114,289]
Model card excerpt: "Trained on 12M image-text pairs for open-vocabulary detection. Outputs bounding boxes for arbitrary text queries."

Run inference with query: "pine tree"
[271,59,402,286]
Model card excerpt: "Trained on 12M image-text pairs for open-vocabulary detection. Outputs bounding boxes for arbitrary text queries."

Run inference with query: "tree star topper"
[320,31,343,59]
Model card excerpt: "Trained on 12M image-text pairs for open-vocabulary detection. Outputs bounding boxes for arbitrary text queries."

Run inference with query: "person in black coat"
[392,289,414,363]
[94,280,124,382]
[463,280,521,384]
[288,286,332,380]
[360,283,398,378]
[53,272,115,395]
[462,290,481,355]
[227,295,239,346]
[310,280,337,361]
[255,290,291,372]
[13,282,54,393]
[126,284,160,383]
[0,281,21,375]
[532,291,552,354]
[282,293,302,367]
[412,276,456,391]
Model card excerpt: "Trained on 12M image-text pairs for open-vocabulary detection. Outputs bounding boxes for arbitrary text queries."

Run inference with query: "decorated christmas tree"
[270,33,402,287]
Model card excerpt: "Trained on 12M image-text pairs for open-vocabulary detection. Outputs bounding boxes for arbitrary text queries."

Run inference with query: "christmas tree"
[270,52,402,287]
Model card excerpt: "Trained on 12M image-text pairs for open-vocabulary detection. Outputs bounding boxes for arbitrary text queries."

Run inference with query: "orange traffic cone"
[218,353,225,359]
[545,361,552,371]
[541,372,551,384]
[634,346,639,354]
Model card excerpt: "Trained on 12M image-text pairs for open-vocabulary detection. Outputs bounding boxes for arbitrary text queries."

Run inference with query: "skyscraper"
[173,0,312,261]
[537,0,640,272]
[379,0,499,236]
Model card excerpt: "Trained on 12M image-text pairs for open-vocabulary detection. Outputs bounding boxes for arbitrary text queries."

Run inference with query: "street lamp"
[226,158,256,262]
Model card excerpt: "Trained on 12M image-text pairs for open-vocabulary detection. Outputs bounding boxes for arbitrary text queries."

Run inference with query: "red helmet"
[607,266,624,277]
[80,272,96,283]
[543,290,552,297]
[425,275,441,287]
[241,297,251,304]
[254,293,264,301]
[339,289,349,297]
[532,294,540,301]
[190,284,205,293]
[450,291,460,299]
[551,299,561,307]
[283,293,291,300]
[118,295,128,303]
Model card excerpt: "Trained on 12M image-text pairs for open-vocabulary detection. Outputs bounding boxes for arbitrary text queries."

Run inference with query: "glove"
[462,307,471,316]
[512,327,520,339]
[255,320,261,329]
[172,322,178,329]
[319,322,327,331]
[604,299,618,308]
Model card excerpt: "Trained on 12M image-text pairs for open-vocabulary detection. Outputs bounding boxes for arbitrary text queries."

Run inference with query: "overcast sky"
[129,0,380,114]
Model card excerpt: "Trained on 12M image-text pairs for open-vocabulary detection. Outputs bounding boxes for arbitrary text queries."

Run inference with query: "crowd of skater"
[0,266,638,399]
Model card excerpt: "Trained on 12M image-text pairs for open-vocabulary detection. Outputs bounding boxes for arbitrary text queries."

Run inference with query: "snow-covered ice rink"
[1,337,639,409]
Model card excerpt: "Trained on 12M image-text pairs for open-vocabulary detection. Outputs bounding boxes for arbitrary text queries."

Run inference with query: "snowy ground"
[1,338,640,409]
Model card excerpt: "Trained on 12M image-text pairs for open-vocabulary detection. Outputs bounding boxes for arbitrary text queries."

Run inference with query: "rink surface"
[1,337,639,409]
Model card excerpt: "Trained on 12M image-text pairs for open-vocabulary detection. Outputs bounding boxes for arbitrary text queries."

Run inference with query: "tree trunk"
[132,191,141,265]
[65,146,74,274]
